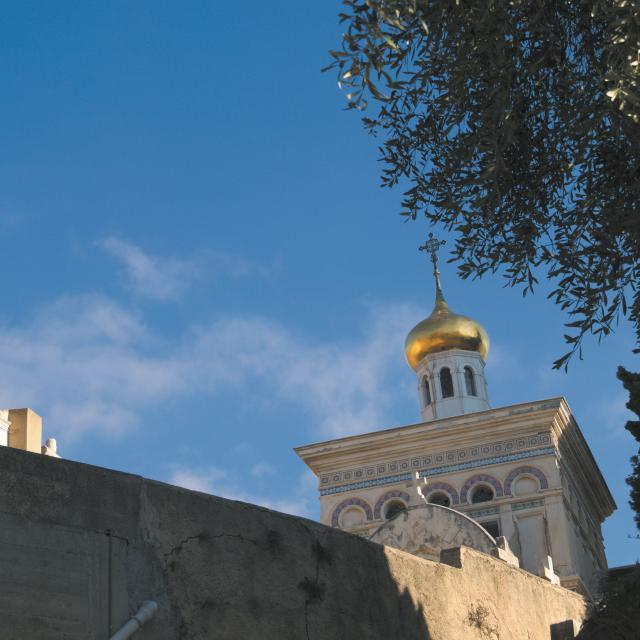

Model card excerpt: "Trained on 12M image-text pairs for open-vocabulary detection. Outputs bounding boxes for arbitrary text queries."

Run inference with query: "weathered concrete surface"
[0,446,587,639]
[369,503,496,561]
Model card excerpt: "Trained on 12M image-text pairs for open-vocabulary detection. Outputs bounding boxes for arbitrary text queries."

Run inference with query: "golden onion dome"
[404,295,490,371]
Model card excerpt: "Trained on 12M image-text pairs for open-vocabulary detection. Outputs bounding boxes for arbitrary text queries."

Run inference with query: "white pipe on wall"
[110,601,158,640]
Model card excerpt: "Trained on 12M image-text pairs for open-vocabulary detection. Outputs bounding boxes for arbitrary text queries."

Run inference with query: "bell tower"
[405,234,490,421]
[297,234,615,600]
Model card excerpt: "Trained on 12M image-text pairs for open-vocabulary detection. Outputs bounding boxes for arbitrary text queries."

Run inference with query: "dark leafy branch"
[618,366,640,529]
[327,0,640,368]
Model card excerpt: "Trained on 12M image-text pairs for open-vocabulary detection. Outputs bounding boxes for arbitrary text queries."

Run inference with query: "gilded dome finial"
[404,232,490,370]
[419,232,446,302]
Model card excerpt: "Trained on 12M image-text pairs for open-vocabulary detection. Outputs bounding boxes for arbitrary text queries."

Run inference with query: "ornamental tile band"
[320,473,413,496]
[319,432,553,488]
[511,499,545,511]
[319,447,555,497]
[418,448,555,479]
[467,507,500,518]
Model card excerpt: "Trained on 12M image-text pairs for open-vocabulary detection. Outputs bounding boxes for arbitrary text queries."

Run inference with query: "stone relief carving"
[369,503,496,562]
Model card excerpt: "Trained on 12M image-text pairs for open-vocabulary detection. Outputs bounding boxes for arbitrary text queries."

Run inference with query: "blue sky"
[1,2,638,566]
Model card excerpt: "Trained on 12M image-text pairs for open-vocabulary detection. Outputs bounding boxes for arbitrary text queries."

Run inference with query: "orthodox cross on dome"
[419,232,446,301]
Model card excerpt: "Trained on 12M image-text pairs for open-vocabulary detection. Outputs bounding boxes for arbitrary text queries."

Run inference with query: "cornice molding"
[547,398,616,519]
[296,398,564,474]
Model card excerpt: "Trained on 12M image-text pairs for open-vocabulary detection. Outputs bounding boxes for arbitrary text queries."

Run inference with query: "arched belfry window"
[429,492,451,508]
[422,376,432,406]
[384,499,407,520]
[440,367,454,398]
[471,485,494,504]
[464,366,477,396]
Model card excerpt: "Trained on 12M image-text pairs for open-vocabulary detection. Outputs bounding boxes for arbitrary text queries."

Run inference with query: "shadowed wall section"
[0,446,586,639]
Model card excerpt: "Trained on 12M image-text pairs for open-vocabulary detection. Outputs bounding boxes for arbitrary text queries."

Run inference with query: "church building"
[296,235,615,599]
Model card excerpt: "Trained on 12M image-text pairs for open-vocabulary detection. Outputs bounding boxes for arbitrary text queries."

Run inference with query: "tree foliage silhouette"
[327,0,640,369]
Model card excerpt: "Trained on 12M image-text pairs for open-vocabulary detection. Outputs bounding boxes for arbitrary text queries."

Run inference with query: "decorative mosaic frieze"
[319,432,553,488]
[511,499,544,511]
[467,506,500,519]
[320,472,412,496]
[319,447,555,497]
[418,447,555,479]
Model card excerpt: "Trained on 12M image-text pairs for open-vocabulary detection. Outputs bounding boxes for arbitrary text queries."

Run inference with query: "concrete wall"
[0,446,586,639]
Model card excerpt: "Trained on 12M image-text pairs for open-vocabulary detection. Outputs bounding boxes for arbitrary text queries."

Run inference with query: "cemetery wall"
[0,446,586,639]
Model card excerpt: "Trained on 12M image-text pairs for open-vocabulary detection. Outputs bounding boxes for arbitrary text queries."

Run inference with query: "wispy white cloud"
[169,465,317,518]
[0,287,418,444]
[182,301,419,437]
[170,466,227,494]
[100,236,200,300]
[278,303,418,436]
[100,236,275,301]
[251,462,277,478]
[0,294,185,441]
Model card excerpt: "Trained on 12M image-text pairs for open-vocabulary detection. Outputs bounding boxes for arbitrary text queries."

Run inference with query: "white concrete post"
[0,410,10,447]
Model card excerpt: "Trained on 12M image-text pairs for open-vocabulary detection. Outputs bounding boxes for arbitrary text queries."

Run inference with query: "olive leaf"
[327,0,640,369]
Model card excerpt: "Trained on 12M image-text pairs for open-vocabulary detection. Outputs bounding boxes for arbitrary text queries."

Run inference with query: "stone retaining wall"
[0,446,586,639]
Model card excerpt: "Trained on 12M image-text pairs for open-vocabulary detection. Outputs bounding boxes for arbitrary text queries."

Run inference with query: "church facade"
[296,237,615,599]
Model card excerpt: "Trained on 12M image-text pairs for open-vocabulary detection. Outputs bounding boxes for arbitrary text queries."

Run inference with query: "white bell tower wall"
[416,349,489,421]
